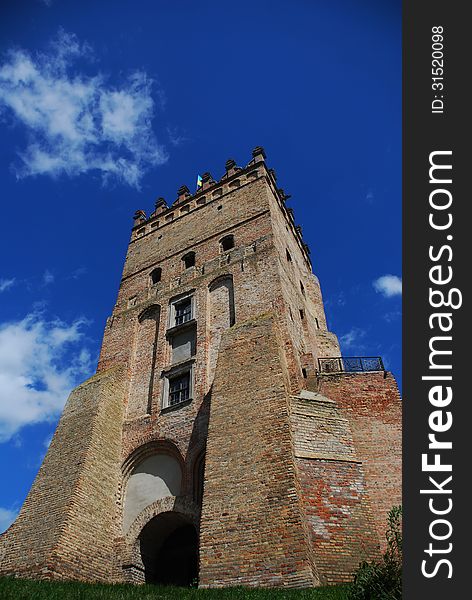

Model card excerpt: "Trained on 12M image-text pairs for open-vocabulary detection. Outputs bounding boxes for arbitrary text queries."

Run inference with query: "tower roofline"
[132,147,312,269]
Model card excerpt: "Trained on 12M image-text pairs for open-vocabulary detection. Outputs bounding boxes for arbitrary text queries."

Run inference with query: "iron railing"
[318,356,384,374]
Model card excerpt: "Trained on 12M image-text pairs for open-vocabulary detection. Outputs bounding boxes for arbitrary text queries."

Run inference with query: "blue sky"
[0,0,401,532]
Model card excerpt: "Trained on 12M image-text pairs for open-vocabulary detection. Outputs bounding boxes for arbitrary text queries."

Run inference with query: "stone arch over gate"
[121,496,200,585]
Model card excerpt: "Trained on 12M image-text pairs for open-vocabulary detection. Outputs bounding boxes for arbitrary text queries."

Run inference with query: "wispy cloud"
[43,432,53,449]
[0,278,15,293]
[383,310,402,323]
[166,125,189,147]
[0,311,93,443]
[373,274,402,298]
[339,327,366,352]
[0,29,167,188]
[67,267,87,280]
[0,506,19,533]
[42,270,55,286]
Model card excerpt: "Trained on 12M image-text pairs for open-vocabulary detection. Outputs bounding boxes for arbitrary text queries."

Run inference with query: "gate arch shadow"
[122,496,200,586]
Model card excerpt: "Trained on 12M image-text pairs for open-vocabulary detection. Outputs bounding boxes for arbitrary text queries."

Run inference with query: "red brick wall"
[296,458,379,583]
[318,372,402,547]
[290,394,380,583]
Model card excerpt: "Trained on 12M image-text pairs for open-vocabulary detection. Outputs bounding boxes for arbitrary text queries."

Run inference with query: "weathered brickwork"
[290,393,379,583]
[0,147,401,588]
[0,367,126,581]
[317,372,402,548]
[199,315,318,588]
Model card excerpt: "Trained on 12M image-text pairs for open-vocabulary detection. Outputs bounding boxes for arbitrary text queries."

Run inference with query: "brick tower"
[0,147,401,588]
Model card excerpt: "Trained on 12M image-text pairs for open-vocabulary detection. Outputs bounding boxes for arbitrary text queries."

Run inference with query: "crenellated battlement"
[131,147,312,268]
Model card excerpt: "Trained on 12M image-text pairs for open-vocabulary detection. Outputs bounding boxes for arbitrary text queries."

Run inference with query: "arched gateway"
[139,512,198,586]
[122,496,200,586]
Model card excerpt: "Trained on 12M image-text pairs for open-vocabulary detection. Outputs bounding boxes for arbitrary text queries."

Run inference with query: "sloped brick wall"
[0,367,126,582]
[199,313,318,588]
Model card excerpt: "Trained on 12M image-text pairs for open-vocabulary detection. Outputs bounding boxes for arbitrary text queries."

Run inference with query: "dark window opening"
[169,372,190,406]
[150,268,162,285]
[286,249,292,262]
[220,235,235,252]
[300,281,305,295]
[182,252,195,269]
[315,317,320,329]
[299,309,305,320]
[302,368,308,379]
[174,298,192,326]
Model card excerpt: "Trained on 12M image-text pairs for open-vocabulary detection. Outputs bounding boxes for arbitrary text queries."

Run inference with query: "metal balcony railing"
[318,356,385,374]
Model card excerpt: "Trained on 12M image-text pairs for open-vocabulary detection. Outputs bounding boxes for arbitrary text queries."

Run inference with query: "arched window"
[219,235,235,252]
[182,252,195,269]
[150,267,162,285]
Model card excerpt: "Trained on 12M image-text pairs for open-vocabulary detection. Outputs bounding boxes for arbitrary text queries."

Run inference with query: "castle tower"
[0,148,401,588]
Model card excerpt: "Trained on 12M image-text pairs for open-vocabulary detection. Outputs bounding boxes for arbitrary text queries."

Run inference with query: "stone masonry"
[0,147,402,587]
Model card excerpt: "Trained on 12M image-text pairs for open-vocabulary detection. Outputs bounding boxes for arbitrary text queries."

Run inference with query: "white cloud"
[42,270,54,285]
[373,274,402,298]
[340,327,366,351]
[0,312,93,443]
[0,278,15,292]
[0,506,19,533]
[43,433,53,449]
[0,29,167,188]
[167,125,189,147]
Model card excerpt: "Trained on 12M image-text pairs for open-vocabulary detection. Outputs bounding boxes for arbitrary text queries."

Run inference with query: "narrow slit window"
[286,249,292,262]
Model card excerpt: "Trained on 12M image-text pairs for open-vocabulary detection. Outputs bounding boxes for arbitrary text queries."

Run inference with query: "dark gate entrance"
[139,512,198,586]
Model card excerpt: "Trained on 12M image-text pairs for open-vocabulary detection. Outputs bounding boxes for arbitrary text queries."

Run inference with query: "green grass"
[0,577,351,600]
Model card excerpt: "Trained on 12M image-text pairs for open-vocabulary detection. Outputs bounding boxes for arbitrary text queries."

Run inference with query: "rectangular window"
[168,372,190,406]
[174,298,192,326]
